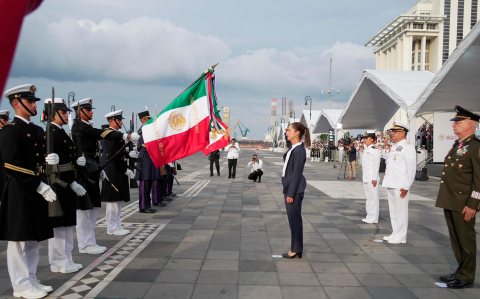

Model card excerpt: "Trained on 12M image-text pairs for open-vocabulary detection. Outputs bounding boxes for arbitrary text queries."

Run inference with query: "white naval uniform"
[76,208,98,250]
[362,144,381,222]
[48,227,74,270]
[381,139,417,242]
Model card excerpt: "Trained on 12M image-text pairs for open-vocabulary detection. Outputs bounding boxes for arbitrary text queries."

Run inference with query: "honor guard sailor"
[436,106,480,289]
[71,98,139,254]
[136,111,159,213]
[381,121,416,244]
[0,110,10,197]
[362,131,381,224]
[1,84,60,299]
[101,110,133,235]
[43,98,88,274]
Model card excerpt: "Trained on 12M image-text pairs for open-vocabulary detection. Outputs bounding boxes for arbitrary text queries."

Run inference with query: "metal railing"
[417,152,433,171]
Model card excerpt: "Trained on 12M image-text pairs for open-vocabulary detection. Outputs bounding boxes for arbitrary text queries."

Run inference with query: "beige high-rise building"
[366,0,479,73]
[223,107,230,128]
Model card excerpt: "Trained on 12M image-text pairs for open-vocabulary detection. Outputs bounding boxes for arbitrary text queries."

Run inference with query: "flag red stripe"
[146,116,210,168]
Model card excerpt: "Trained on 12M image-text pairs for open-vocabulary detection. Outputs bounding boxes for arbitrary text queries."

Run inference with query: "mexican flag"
[201,116,231,155]
[142,72,212,168]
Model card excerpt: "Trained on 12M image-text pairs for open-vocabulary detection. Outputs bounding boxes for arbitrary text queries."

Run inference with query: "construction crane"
[232,120,250,140]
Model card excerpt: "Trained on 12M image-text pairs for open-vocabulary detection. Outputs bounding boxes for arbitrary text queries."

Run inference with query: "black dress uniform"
[0,110,10,197]
[210,150,220,176]
[101,110,131,236]
[71,98,124,253]
[436,106,480,288]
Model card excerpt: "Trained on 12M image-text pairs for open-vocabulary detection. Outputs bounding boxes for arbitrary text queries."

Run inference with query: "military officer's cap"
[138,111,151,120]
[71,98,95,109]
[450,105,480,122]
[389,121,409,132]
[364,130,376,138]
[44,98,72,112]
[0,110,10,120]
[101,124,110,129]
[105,110,125,120]
[3,84,41,102]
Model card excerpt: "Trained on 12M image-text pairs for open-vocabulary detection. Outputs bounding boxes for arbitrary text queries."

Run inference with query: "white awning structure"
[275,127,282,142]
[337,70,435,130]
[300,110,322,131]
[312,109,343,134]
[410,22,480,116]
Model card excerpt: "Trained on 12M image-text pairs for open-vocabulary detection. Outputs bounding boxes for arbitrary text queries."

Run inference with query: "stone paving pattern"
[0,150,479,298]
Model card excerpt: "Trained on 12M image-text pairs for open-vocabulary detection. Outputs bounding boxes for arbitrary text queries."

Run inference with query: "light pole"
[321,55,340,109]
[289,110,295,122]
[304,96,312,122]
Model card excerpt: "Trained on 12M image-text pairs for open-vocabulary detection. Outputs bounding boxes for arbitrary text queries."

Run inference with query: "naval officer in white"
[382,121,417,244]
[362,131,381,224]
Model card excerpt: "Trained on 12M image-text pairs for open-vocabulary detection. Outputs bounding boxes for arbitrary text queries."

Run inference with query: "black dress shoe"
[210,174,214,177]
[258,178,261,183]
[440,274,456,282]
[139,209,155,213]
[147,208,157,212]
[253,179,257,182]
[228,176,231,179]
[447,279,473,289]
[164,197,173,201]
[282,252,302,259]
[169,193,177,197]
[217,173,220,176]
[153,202,167,206]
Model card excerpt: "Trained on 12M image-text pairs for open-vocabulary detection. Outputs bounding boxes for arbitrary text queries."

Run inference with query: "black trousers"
[285,192,304,253]
[248,170,263,181]
[139,180,153,210]
[152,179,166,204]
[228,159,237,177]
[167,175,174,195]
[444,209,477,283]
[210,158,220,174]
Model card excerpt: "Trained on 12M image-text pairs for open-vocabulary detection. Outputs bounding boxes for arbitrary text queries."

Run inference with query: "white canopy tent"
[312,109,343,134]
[337,70,435,131]
[410,21,480,116]
[300,110,322,141]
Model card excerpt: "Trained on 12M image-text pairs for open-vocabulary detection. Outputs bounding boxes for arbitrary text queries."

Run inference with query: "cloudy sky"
[2,0,418,139]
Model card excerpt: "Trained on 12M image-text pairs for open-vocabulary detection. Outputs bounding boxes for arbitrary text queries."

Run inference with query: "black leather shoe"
[282,252,302,259]
[153,202,167,206]
[253,179,257,182]
[258,178,261,183]
[210,174,214,177]
[228,176,231,179]
[447,279,473,289]
[217,173,220,176]
[147,208,157,212]
[139,209,155,213]
[440,274,456,282]
[169,193,176,197]
[164,197,173,201]
[232,176,235,179]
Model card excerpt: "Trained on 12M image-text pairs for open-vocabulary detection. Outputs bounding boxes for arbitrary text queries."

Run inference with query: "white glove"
[100,170,108,181]
[168,162,174,167]
[125,169,135,179]
[37,182,57,202]
[125,147,130,153]
[70,181,87,196]
[129,151,139,158]
[76,157,86,166]
[130,133,140,142]
[45,153,59,165]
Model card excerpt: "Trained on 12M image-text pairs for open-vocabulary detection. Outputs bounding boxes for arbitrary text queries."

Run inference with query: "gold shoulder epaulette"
[100,129,113,138]
[4,123,15,126]
[4,163,35,176]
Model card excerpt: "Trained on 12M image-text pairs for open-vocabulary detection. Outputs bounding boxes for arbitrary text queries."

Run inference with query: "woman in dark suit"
[282,122,311,258]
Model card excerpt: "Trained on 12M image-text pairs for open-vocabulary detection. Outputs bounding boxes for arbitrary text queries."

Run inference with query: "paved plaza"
[0,150,479,299]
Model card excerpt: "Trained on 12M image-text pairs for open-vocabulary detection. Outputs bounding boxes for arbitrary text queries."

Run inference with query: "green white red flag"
[201,116,231,155]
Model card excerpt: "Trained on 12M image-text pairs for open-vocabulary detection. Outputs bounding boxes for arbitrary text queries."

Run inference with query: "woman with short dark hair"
[282,122,311,258]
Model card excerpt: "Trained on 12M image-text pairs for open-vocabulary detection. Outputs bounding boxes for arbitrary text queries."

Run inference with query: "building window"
[425,65,430,71]
[457,0,465,46]
[472,0,478,29]
[427,24,436,30]
[418,51,422,63]
[413,23,424,29]
[418,65,421,71]
[443,0,451,64]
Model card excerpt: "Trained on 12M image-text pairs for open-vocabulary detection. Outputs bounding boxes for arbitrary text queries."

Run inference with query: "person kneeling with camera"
[247,154,263,183]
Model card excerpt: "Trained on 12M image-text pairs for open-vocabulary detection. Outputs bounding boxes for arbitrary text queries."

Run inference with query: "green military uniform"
[435,106,480,287]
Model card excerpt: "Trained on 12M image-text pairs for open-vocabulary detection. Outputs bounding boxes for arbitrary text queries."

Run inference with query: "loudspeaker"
[415,171,429,181]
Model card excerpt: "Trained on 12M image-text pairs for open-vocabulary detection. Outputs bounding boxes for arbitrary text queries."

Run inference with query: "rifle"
[72,96,94,210]
[45,87,68,217]
[127,112,141,188]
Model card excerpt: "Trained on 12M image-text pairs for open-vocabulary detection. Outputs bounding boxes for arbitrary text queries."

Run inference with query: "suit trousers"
[48,227,74,270]
[387,188,409,241]
[76,208,98,250]
[228,159,237,177]
[7,241,41,292]
[210,158,220,175]
[106,202,123,234]
[285,193,304,253]
[349,160,356,177]
[153,180,165,204]
[444,209,476,283]
[363,182,379,222]
[139,180,153,210]
[248,170,263,181]
[167,175,174,195]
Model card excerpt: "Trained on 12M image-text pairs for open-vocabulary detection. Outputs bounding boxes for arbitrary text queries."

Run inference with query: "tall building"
[271,98,277,141]
[223,107,230,128]
[366,0,479,73]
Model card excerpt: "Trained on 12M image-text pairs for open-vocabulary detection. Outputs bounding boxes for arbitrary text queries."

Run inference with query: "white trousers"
[48,227,74,270]
[7,241,41,292]
[106,202,123,233]
[387,188,410,241]
[76,208,98,250]
[363,182,379,222]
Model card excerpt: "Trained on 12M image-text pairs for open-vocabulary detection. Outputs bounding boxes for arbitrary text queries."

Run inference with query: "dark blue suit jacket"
[282,142,307,198]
